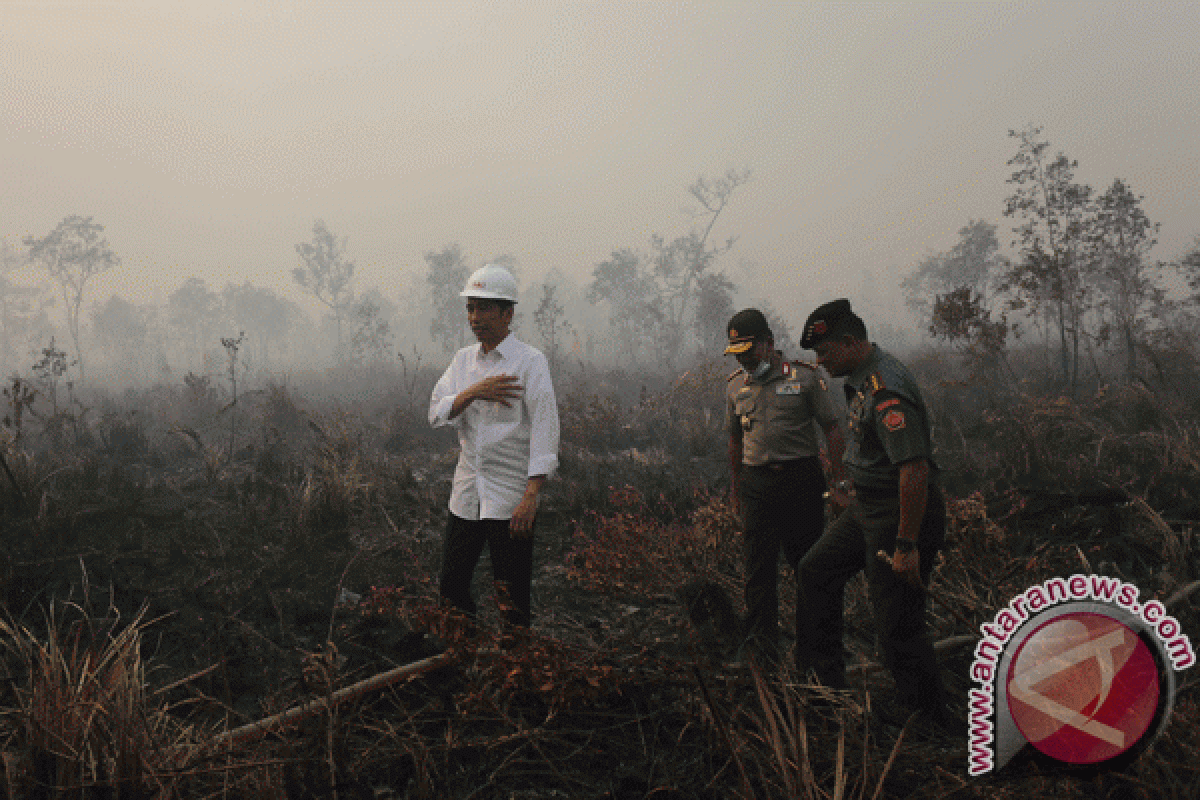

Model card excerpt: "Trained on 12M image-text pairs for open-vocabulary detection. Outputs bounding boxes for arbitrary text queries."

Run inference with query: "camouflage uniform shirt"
[842,344,937,490]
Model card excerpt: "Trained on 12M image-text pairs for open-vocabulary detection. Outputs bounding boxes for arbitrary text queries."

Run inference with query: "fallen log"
[1167,579,1200,610]
[214,650,456,748]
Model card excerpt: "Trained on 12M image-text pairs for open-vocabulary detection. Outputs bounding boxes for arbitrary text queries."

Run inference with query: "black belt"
[853,482,942,500]
[747,457,817,472]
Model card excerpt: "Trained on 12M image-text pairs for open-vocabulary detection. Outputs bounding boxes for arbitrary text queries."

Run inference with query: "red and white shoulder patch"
[882,409,906,432]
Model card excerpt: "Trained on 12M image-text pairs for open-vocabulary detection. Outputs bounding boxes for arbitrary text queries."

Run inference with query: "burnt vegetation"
[0,147,1198,798]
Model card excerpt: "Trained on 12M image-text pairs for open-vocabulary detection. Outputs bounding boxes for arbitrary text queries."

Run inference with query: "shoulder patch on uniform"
[882,409,906,431]
[781,361,791,377]
[876,397,901,412]
[728,368,745,382]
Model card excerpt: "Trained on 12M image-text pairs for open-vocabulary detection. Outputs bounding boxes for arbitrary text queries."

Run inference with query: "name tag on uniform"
[776,384,804,395]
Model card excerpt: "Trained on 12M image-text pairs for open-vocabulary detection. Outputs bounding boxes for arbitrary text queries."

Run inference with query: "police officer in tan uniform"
[795,299,949,725]
[725,309,846,665]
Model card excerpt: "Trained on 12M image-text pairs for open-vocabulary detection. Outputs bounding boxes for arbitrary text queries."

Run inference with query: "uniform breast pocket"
[734,393,757,431]
[774,384,808,406]
[770,389,809,425]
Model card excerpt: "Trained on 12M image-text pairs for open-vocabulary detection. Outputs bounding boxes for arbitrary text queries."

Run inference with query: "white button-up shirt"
[429,334,560,520]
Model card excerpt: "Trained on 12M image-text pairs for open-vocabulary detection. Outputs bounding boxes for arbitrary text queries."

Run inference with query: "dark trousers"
[738,458,827,655]
[795,485,946,713]
[438,512,534,627]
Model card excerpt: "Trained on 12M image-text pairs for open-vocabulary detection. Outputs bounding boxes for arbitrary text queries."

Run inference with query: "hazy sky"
[3,0,1198,328]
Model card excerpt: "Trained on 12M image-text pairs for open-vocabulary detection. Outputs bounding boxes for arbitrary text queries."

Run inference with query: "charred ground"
[0,353,1198,799]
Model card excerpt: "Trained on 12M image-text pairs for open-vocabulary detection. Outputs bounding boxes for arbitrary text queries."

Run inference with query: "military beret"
[724,308,773,355]
[800,298,853,349]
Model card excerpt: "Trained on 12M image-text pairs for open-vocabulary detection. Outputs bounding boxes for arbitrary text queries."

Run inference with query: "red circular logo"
[1007,612,1160,765]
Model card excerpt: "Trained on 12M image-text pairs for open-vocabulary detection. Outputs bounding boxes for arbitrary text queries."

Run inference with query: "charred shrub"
[565,486,740,596]
[98,410,147,460]
[183,370,218,410]
[260,381,308,440]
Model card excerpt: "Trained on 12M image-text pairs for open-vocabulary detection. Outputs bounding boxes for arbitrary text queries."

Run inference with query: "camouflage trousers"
[795,484,947,714]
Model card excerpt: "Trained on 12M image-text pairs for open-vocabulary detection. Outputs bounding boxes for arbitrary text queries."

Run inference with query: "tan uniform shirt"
[726,360,838,466]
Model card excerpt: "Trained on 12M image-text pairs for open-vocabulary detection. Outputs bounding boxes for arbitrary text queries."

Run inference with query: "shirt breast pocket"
[489,394,523,425]
[846,393,867,435]
[774,383,808,408]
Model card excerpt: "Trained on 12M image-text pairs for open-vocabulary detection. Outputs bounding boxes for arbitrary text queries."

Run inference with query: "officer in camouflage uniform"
[725,309,846,665]
[795,299,949,722]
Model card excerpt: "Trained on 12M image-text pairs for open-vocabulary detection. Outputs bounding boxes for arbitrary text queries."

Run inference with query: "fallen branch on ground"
[214,651,456,748]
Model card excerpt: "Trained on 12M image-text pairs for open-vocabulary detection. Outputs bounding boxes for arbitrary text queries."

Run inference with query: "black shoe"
[873,704,965,743]
[795,661,847,691]
[915,707,967,742]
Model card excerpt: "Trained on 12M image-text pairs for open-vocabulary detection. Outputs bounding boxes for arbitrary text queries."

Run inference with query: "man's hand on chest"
[466,373,523,407]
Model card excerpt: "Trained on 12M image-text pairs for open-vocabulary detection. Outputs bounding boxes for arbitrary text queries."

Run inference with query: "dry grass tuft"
[295,413,373,529]
[0,602,198,798]
[727,664,912,800]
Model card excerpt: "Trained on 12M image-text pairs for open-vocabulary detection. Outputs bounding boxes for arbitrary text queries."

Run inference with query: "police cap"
[800,298,854,349]
[724,308,772,355]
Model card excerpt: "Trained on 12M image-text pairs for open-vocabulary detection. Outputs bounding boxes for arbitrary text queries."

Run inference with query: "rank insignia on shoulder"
[882,409,906,432]
[876,397,900,412]
[868,373,885,392]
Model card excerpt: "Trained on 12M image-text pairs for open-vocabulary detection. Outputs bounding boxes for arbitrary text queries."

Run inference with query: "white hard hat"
[460,264,519,303]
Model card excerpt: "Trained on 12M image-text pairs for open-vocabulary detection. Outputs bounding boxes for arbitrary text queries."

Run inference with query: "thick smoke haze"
[2,0,1198,375]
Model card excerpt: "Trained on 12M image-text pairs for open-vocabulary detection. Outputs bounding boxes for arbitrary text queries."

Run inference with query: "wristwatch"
[894,538,917,554]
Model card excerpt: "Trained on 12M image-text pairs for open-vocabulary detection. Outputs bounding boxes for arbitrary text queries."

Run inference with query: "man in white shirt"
[428,264,560,628]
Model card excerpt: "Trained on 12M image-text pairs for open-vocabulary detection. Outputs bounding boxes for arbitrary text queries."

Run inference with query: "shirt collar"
[844,343,881,391]
[745,354,784,385]
[477,333,517,361]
